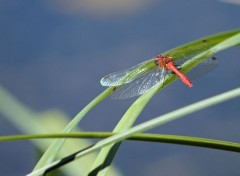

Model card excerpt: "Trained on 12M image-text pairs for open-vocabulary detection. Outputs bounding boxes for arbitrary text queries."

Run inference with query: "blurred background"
[0,0,240,175]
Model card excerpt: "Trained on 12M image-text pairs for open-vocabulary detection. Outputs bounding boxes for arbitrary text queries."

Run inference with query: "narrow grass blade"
[27,87,240,176]
[1,133,240,153]
[33,87,113,170]
[90,81,159,175]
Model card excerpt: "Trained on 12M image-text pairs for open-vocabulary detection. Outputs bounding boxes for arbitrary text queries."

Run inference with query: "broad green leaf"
[29,29,240,175]
[90,29,240,176]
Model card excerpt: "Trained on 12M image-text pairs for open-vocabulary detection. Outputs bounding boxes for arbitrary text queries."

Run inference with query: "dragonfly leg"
[175,64,181,70]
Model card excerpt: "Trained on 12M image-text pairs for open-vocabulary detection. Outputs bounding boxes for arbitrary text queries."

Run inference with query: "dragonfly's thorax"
[154,55,175,69]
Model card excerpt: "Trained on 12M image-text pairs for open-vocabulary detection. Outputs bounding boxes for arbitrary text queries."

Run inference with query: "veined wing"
[173,57,218,79]
[100,60,155,86]
[187,57,219,80]
[111,67,166,99]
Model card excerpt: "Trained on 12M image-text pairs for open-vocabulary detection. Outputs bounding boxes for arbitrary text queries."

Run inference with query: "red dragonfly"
[101,54,218,99]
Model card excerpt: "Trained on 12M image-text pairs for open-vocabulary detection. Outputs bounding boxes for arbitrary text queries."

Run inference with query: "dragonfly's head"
[154,54,174,68]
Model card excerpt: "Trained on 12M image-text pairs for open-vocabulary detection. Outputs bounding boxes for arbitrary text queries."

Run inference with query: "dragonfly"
[100,54,218,99]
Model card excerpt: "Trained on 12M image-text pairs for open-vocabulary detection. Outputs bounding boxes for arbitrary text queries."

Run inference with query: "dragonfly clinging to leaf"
[100,54,218,99]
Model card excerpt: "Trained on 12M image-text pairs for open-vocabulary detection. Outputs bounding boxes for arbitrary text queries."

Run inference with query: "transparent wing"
[111,67,166,99]
[100,60,152,86]
[187,57,219,80]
